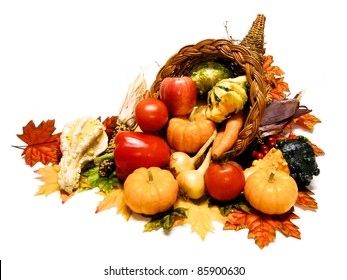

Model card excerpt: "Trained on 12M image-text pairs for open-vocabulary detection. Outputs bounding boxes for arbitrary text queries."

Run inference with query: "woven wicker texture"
[240,14,266,63]
[150,14,268,158]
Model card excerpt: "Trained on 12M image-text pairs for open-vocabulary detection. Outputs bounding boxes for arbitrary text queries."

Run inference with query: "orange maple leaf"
[16,120,61,167]
[296,188,318,210]
[266,65,285,76]
[224,209,301,249]
[263,55,285,78]
[263,55,275,70]
[310,142,325,157]
[268,77,290,100]
[263,55,290,101]
[292,113,321,132]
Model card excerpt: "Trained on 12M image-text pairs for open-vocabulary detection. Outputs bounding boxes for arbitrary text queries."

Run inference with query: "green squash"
[189,61,232,97]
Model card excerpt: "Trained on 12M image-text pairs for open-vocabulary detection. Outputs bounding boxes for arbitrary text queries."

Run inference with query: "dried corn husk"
[117,69,148,131]
[104,69,148,155]
[259,91,312,137]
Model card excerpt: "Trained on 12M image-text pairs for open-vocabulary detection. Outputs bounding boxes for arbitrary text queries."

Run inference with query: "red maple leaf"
[15,120,61,167]
[102,116,118,140]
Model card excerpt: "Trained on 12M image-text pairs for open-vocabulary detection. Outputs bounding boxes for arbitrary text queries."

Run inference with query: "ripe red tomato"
[135,98,169,133]
[205,161,245,201]
[159,76,197,116]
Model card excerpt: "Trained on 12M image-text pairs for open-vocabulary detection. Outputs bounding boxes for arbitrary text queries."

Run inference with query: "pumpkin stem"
[268,170,276,183]
[188,106,198,122]
[147,169,154,183]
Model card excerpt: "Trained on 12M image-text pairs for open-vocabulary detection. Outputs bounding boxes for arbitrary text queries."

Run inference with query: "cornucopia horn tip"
[240,14,266,64]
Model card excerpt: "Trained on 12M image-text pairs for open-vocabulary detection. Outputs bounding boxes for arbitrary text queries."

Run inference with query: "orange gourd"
[244,169,298,215]
[123,167,179,215]
[166,107,216,153]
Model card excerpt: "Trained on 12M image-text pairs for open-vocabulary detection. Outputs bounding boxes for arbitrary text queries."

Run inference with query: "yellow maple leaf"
[34,165,60,196]
[175,197,227,240]
[34,164,76,203]
[60,191,75,204]
[96,188,131,221]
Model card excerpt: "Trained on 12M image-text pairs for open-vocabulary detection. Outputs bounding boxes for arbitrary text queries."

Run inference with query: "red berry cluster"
[250,136,277,160]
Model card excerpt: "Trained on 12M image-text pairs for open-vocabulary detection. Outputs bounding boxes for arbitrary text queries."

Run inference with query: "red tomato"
[205,161,245,201]
[135,98,169,133]
[159,76,197,116]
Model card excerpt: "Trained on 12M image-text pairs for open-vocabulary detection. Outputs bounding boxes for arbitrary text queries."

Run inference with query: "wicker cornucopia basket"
[150,14,268,158]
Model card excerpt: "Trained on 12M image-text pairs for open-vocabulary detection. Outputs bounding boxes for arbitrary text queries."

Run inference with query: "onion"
[176,148,212,199]
[169,130,216,177]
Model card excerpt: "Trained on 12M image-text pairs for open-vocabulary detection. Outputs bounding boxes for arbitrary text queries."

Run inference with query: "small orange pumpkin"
[123,167,179,215]
[244,169,298,215]
[166,106,216,153]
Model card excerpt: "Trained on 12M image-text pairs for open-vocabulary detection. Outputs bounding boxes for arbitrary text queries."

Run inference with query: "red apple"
[159,76,197,116]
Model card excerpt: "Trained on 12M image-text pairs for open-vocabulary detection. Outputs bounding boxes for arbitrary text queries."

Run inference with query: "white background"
[1,0,346,279]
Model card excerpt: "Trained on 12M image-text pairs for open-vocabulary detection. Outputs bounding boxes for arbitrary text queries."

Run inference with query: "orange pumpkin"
[244,169,298,215]
[123,167,179,215]
[166,107,216,153]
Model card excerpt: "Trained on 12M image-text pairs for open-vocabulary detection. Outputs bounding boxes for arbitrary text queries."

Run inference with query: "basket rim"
[150,38,264,91]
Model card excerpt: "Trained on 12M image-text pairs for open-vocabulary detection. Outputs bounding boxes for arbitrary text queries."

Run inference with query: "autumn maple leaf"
[15,120,61,167]
[224,209,301,249]
[96,188,132,221]
[35,165,75,204]
[144,207,187,232]
[175,197,227,240]
[296,187,318,210]
[263,55,290,100]
[102,116,118,140]
[291,113,322,132]
[35,165,61,196]
[268,77,290,100]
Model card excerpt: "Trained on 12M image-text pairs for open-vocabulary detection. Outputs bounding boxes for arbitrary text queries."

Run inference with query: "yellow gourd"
[243,148,290,180]
[123,167,179,215]
[244,169,298,215]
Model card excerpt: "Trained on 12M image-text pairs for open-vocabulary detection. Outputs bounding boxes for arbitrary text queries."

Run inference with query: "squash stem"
[147,169,154,183]
[93,152,114,165]
[188,106,198,123]
[268,171,276,183]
